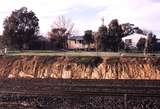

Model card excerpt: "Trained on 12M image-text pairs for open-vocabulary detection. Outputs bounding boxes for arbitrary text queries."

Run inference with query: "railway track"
[0,79,160,109]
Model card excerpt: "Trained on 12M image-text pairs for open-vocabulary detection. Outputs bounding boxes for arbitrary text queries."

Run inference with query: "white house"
[122,33,148,47]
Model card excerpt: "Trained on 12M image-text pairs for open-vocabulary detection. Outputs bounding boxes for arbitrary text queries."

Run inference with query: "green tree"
[2,7,39,50]
[0,35,4,49]
[121,23,134,36]
[136,38,146,51]
[96,26,108,51]
[121,23,144,36]
[145,33,157,53]
[96,19,124,52]
[83,30,94,51]
[108,19,123,52]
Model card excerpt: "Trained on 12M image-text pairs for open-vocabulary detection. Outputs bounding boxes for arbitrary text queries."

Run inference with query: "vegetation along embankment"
[0,55,160,79]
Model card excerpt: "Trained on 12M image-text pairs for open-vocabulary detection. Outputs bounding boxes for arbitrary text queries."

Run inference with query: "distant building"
[67,36,84,49]
[122,33,148,48]
[67,35,96,50]
[155,39,160,51]
[157,39,160,43]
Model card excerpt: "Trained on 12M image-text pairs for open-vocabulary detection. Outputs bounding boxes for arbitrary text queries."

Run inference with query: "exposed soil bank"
[0,56,160,79]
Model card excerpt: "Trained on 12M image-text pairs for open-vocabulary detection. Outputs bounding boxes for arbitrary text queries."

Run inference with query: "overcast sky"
[0,0,160,36]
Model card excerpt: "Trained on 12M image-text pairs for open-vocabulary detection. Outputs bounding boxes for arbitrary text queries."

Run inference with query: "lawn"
[4,50,160,57]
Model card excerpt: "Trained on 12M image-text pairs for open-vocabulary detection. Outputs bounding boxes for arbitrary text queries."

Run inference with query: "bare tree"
[53,16,74,36]
[49,16,74,49]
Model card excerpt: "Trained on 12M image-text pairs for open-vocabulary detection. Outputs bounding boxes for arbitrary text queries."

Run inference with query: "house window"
[125,39,132,45]
[79,40,82,44]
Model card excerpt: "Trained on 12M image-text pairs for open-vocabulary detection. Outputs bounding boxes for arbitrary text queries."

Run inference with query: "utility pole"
[101,17,105,26]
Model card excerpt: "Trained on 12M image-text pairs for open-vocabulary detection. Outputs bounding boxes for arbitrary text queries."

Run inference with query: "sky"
[0,0,160,36]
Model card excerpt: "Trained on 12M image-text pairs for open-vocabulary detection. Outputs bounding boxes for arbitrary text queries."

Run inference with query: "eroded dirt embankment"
[0,56,160,79]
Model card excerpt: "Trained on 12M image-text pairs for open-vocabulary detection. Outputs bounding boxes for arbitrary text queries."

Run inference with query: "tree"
[83,30,94,51]
[121,23,134,36]
[2,7,39,50]
[48,28,67,49]
[54,16,74,34]
[0,35,4,49]
[136,38,146,51]
[133,27,144,34]
[121,23,145,36]
[96,25,108,51]
[28,35,49,50]
[108,19,123,52]
[145,33,157,53]
[48,16,74,49]
[96,19,124,52]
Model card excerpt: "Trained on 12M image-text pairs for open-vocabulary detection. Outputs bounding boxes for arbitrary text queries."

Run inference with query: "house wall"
[68,40,84,49]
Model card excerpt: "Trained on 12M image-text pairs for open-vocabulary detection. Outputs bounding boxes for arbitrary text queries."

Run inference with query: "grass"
[3,50,160,57]
[7,50,96,56]
[72,57,103,67]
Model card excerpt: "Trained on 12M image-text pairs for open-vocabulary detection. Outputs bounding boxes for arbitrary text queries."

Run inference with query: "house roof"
[68,36,83,41]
